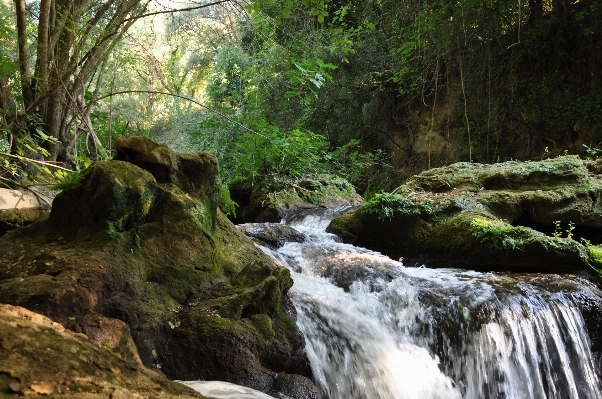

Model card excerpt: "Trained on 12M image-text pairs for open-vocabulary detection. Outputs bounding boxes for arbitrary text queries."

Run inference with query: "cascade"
[254,207,602,399]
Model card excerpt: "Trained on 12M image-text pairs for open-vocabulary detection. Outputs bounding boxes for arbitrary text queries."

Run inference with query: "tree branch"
[0,152,73,172]
[93,90,269,139]
[120,0,232,25]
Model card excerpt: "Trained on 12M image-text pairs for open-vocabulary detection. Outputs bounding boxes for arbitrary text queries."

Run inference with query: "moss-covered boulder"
[327,156,602,274]
[231,174,364,223]
[0,138,317,397]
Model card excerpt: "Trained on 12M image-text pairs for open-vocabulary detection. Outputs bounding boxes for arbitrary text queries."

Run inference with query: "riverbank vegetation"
[1,0,601,196]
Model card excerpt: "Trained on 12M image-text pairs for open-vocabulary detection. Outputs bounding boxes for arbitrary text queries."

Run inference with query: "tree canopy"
[1,0,601,192]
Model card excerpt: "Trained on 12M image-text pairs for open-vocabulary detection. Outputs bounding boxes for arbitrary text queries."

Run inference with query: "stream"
[259,207,602,399]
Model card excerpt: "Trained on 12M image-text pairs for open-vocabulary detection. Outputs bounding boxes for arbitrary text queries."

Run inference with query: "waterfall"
[256,207,602,399]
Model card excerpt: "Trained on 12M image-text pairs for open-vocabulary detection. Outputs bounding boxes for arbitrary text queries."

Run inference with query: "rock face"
[0,304,206,398]
[0,137,318,397]
[327,156,602,273]
[230,174,364,223]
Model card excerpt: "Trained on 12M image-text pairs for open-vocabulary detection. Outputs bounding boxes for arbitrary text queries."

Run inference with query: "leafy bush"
[50,171,85,192]
[219,184,237,217]
[363,192,420,220]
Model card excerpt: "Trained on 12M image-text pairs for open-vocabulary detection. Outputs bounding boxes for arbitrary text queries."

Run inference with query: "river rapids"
[256,207,602,399]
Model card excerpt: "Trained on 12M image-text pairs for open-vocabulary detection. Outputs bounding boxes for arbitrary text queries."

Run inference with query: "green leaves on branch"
[50,171,85,192]
[237,120,326,179]
[246,0,331,24]
[286,58,337,99]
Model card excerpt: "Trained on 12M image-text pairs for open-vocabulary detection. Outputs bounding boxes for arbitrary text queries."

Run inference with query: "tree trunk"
[14,0,33,108]
[528,0,543,24]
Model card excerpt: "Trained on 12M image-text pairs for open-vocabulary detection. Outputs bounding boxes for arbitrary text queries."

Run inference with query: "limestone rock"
[0,304,205,399]
[114,136,219,200]
[327,156,602,273]
[231,174,364,223]
[0,137,317,396]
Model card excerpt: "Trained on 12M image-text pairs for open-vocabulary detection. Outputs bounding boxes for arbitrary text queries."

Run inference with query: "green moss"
[107,223,124,241]
[363,192,419,220]
[191,201,215,235]
[581,238,602,274]
[470,218,526,252]
[326,211,362,241]
[249,314,275,339]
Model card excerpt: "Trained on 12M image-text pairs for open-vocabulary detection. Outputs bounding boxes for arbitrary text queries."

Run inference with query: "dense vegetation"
[1,0,601,194]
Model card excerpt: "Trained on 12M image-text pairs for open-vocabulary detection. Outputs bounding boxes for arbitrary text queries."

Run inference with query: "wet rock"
[327,156,602,273]
[238,223,309,247]
[267,373,323,399]
[314,252,402,291]
[0,138,318,396]
[230,174,364,223]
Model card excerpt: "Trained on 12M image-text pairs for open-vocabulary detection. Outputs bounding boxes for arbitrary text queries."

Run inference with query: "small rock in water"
[238,223,309,247]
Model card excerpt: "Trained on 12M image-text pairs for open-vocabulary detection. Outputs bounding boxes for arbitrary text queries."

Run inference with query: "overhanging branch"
[93,90,269,139]
[120,0,232,25]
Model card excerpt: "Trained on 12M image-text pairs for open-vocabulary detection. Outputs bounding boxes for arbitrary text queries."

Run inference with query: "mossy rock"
[328,156,602,274]
[0,304,205,398]
[231,174,364,223]
[0,208,48,236]
[0,138,315,395]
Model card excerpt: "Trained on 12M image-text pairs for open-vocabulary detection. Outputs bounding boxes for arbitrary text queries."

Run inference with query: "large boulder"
[230,174,364,223]
[0,137,318,397]
[327,156,602,273]
[0,304,205,398]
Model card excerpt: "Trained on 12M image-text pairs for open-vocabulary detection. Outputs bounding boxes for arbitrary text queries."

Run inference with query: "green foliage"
[552,220,576,239]
[107,223,124,241]
[49,171,85,192]
[246,0,331,24]
[285,58,337,99]
[581,238,602,266]
[363,192,419,221]
[470,218,526,252]
[205,44,253,109]
[219,184,237,217]
[553,220,563,238]
[239,120,327,178]
[583,144,602,160]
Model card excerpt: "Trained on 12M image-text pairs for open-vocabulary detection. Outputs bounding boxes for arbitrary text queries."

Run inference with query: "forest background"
[1,0,601,198]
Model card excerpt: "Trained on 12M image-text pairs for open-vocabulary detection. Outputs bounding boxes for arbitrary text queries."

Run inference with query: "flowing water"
[255,207,602,399]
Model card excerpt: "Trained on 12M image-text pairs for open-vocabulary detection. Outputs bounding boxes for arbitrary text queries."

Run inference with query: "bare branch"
[0,152,73,172]
[120,0,232,25]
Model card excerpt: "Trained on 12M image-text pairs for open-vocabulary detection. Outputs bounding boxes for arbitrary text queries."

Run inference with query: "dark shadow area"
[512,213,602,245]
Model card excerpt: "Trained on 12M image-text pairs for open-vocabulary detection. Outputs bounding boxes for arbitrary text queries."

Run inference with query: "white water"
[256,207,602,399]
